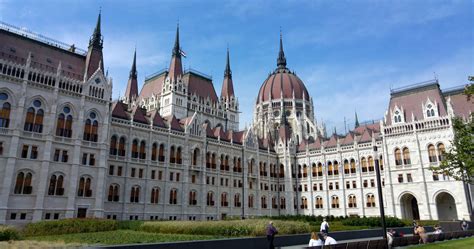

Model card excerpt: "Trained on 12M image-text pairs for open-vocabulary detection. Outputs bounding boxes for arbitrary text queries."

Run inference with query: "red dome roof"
[257,68,309,104]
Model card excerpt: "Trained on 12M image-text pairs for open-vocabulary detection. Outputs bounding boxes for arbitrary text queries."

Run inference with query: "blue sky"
[1,0,472,132]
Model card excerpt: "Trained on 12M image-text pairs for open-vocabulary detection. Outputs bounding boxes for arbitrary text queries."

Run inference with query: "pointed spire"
[124,50,138,101]
[355,111,360,128]
[130,48,137,79]
[89,10,103,48]
[277,29,287,69]
[221,47,235,99]
[168,23,183,80]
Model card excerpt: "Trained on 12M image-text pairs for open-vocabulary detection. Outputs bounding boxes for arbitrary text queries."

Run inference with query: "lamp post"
[374,146,387,240]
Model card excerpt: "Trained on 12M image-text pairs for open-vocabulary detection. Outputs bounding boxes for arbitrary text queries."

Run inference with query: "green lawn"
[29,230,223,245]
[409,237,474,249]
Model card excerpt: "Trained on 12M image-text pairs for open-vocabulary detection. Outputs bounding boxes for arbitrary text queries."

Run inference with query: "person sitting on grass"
[308,232,323,247]
[433,224,443,234]
[322,233,337,245]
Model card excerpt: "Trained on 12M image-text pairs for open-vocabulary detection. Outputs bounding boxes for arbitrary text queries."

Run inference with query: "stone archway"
[400,193,420,220]
[436,192,457,221]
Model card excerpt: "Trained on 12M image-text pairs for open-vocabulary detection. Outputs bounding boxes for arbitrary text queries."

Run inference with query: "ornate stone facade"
[0,16,472,225]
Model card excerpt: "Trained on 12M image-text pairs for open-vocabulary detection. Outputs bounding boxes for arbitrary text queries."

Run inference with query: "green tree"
[430,115,473,183]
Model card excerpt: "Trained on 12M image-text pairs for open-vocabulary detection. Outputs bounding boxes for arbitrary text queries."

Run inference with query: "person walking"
[320,218,329,233]
[266,221,278,249]
[387,230,394,249]
[308,232,323,247]
[461,219,469,231]
[415,224,428,244]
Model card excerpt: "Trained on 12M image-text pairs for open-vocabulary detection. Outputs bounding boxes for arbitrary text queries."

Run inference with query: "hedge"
[0,225,20,241]
[23,218,118,236]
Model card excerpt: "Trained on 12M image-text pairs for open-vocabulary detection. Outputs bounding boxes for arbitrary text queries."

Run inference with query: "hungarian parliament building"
[0,14,472,225]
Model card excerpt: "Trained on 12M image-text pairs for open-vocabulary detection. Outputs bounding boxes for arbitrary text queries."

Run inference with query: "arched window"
[301,197,308,209]
[394,148,402,166]
[361,157,368,172]
[0,93,12,128]
[261,195,267,209]
[206,153,211,168]
[379,155,384,171]
[280,163,285,178]
[437,143,446,161]
[151,143,158,161]
[108,184,119,202]
[280,197,286,209]
[83,112,98,142]
[366,194,376,207]
[207,191,214,206]
[169,189,178,204]
[221,192,228,207]
[331,196,339,208]
[24,99,44,133]
[189,190,197,205]
[428,144,437,162]
[317,163,323,177]
[348,195,357,208]
[350,159,356,174]
[248,195,254,208]
[303,164,308,178]
[368,156,374,172]
[110,136,118,155]
[118,137,126,156]
[211,153,216,169]
[272,196,277,209]
[192,148,199,166]
[402,147,411,165]
[312,163,317,177]
[220,155,225,170]
[130,186,140,203]
[139,140,146,159]
[426,104,436,117]
[14,171,33,194]
[333,161,339,175]
[169,146,176,163]
[176,147,182,164]
[150,187,159,204]
[327,162,333,176]
[131,139,139,158]
[158,144,165,161]
[77,176,92,197]
[224,155,229,171]
[394,110,402,123]
[315,196,323,209]
[56,106,73,137]
[344,160,350,174]
[48,174,64,196]
[234,193,241,207]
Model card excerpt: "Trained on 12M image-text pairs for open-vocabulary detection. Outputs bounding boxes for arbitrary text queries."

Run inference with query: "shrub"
[118,220,144,230]
[0,225,20,241]
[23,218,118,236]
[140,219,311,237]
[341,216,405,227]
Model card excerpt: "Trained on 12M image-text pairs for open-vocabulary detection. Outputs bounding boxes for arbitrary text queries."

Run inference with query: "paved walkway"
[280,236,383,249]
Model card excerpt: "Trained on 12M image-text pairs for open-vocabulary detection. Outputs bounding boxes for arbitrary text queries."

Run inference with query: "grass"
[409,237,474,249]
[29,230,222,245]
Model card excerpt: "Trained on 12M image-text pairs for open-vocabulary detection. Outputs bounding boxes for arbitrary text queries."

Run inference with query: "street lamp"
[374,146,387,240]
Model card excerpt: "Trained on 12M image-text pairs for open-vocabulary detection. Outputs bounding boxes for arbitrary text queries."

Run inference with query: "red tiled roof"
[132,106,149,124]
[183,72,219,103]
[164,115,184,131]
[308,136,322,150]
[324,134,338,147]
[149,110,166,128]
[232,130,245,144]
[0,29,86,80]
[385,83,447,125]
[358,129,372,143]
[138,73,166,101]
[340,132,355,145]
[221,76,234,99]
[111,101,129,120]
[445,89,474,119]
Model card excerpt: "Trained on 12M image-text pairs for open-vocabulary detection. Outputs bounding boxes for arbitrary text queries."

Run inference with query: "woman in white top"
[308,232,323,247]
[323,233,337,245]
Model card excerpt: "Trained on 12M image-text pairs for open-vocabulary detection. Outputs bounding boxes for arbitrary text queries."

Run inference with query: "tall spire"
[89,10,103,49]
[277,29,287,69]
[168,23,183,80]
[84,10,104,80]
[355,111,360,128]
[124,49,138,101]
[221,47,234,99]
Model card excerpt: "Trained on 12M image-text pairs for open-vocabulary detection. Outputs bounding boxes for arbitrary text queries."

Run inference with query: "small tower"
[159,24,188,119]
[220,48,239,131]
[355,111,360,128]
[123,49,138,104]
[84,11,104,81]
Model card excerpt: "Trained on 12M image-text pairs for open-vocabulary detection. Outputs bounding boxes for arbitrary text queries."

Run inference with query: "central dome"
[256,34,309,104]
[257,68,309,104]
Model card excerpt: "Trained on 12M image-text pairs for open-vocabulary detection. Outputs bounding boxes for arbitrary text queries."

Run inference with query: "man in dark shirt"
[266,221,278,249]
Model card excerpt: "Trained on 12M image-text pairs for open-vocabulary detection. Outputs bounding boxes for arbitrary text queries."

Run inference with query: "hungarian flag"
[179,49,187,58]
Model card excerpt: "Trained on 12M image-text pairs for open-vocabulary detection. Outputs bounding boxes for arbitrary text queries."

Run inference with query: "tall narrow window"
[361,157,368,172]
[348,195,357,208]
[176,147,182,164]
[221,192,228,207]
[169,146,175,163]
[139,140,146,159]
[327,162,333,176]
[344,160,350,174]
[234,194,241,207]
[428,144,437,162]
[315,196,323,209]
[207,191,214,206]
[48,174,64,196]
[192,148,199,166]
[368,157,374,172]
[366,194,376,207]
[14,172,33,194]
[56,106,73,137]
[158,144,165,162]
[189,190,197,205]
[403,147,411,165]
[130,186,140,203]
[333,161,339,175]
[317,163,323,177]
[118,137,126,156]
[312,163,317,177]
[437,143,446,161]
[0,93,11,128]
[77,177,92,197]
[261,195,267,209]
[350,159,356,173]
[24,100,44,133]
[169,189,177,204]
[151,143,158,161]
[108,184,119,202]
[131,140,139,158]
[83,112,98,142]
[331,196,339,208]
[394,148,402,166]
[110,136,118,155]
[150,187,159,204]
